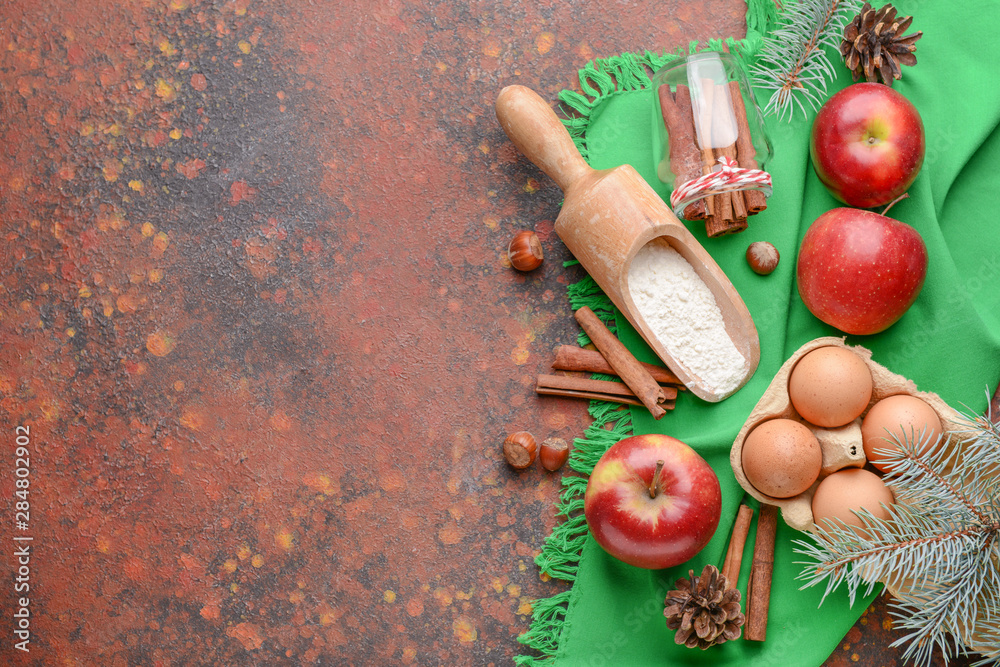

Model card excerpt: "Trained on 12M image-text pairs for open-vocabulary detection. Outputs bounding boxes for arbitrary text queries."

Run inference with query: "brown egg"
[862,394,943,471]
[788,347,873,428]
[741,419,822,498]
[812,468,894,534]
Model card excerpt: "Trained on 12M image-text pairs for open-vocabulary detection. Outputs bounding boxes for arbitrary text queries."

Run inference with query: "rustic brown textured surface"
[0,0,982,665]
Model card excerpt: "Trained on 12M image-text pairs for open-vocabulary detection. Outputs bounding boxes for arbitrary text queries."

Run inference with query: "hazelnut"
[508,230,543,272]
[503,431,537,469]
[746,241,779,275]
[539,437,569,471]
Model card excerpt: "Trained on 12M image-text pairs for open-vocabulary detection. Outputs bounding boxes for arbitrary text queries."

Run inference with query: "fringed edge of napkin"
[514,279,634,666]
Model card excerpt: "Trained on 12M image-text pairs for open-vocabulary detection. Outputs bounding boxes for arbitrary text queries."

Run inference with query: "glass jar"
[651,52,773,235]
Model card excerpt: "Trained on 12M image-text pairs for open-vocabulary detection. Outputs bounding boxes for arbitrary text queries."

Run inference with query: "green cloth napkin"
[527,1,1000,664]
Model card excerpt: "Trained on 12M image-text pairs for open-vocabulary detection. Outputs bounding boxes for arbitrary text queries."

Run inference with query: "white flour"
[628,239,746,395]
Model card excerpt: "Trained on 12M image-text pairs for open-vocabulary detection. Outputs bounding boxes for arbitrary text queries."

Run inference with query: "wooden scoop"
[495,85,759,402]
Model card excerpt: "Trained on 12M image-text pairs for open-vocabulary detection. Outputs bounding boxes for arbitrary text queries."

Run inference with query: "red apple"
[797,197,927,335]
[811,83,925,209]
[584,434,721,570]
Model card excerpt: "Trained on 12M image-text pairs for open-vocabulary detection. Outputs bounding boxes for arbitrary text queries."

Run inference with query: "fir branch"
[798,512,999,665]
[888,536,1000,666]
[797,507,992,604]
[888,598,966,667]
[751,0,862,121]
[794,407,1000,665]
[968,602,1000,666]
[876,432,996,526]
[952,406,1000,470]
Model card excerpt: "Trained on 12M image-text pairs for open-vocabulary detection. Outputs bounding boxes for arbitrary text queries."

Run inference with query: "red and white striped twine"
[669,156,772,216]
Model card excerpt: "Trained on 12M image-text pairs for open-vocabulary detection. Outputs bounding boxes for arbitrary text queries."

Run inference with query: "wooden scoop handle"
[495,85,592,193]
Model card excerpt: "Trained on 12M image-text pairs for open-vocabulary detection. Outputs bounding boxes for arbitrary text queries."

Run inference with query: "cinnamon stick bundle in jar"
[657,75,769,235]
[653,53,770,238]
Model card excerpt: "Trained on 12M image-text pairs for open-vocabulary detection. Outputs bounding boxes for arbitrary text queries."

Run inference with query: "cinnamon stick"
[721,504,754,589]
[536,374,677,402]
[574,307,667,420]
[538,386,642,406]
[714,146,734,225]
[706,212,747,237]
[675,85,708,220]
[722,144,748,220]
[746,504,777,642]
[552,345,683,387]
[536,386,676,410]
[669,85,707,221]
[705,152,748,237]
[729,80,768,214]
[696,81,718,224]
[703,82,749,237]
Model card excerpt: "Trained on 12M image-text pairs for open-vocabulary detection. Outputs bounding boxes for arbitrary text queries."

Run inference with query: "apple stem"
[880,193,910,217]
[649,460,665,499]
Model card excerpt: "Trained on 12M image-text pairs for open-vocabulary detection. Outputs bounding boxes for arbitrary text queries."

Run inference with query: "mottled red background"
[0,0,980,664]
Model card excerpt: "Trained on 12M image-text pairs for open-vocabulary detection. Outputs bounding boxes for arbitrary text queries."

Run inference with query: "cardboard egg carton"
[730,336,963,531]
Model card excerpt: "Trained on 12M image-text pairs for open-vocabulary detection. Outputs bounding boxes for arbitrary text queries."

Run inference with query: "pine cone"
[664,564,745,650]
[840,2,922,86]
